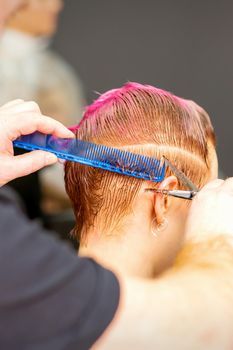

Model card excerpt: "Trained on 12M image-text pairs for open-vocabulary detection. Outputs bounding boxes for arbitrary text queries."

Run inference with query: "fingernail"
[58,158,66,165]
[65,129,75,138]
[46,153,57,164]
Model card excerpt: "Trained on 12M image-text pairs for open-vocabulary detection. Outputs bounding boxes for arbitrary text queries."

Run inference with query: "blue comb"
[13,132,166,182]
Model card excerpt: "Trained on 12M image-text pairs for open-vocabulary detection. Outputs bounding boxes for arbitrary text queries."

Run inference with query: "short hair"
[65,82,216,243]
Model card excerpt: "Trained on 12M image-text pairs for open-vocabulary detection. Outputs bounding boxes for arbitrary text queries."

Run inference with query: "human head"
[0,0,25,29]
[65,83,217,248]
[6,0,63,37]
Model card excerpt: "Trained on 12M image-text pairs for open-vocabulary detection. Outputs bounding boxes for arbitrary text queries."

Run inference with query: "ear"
[154,176,178,225]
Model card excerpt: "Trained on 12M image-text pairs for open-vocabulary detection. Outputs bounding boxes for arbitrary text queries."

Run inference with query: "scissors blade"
[145,188,197,200]
[163,156,199,192]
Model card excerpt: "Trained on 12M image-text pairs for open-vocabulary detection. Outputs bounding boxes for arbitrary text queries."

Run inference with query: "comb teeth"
[13,132,166,182]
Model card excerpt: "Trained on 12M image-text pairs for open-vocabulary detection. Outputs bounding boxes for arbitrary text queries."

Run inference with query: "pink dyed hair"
[65,82,216,243]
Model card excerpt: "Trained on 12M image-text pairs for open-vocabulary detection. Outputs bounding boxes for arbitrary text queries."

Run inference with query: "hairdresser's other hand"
[0,99,74,187]
[185,178,233,239]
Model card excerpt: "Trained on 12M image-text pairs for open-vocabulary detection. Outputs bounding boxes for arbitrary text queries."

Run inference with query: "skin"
[96,179,233,350]
[2,2,233,348]
[0,2,73,186]
[1,99,233,349]
[80,146,218,278]
[0,99,74,187]
[0,0,26,30]
[7,0,64,37]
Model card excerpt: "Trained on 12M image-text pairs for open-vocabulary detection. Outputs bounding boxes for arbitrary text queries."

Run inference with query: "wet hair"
[65,82,216,243]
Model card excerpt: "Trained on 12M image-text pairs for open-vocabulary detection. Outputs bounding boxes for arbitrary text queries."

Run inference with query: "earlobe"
[151,217,168,237]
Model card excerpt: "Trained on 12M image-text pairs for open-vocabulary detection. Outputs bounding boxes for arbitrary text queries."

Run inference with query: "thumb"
[6,151,58,180]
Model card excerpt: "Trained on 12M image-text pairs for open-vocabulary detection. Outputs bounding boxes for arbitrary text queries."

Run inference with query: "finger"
[200,179,224,192]
[32,115,75,138]
[3,151,58,181]
[6,100,41,113]
[221,177,233,191]
[2,113,75,143]
[58,158,66,165]
[1,99,25,109]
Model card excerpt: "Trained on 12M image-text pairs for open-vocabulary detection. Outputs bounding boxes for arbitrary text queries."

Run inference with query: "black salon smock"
[0,187,120,350]
[8,148,42,220]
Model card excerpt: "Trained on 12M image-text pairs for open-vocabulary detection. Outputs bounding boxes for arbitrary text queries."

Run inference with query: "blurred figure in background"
[0,0,86,223]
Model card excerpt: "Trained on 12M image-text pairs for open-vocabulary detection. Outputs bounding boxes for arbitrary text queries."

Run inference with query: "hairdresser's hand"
[185,178,233,239]
[0,99,74,187]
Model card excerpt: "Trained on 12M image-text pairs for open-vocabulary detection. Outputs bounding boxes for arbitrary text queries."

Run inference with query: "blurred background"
[1,0,232,245]
[53,0,233,176]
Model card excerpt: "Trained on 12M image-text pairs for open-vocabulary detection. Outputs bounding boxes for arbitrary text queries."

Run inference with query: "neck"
[79,227,157,278]
[79,215,181,278]
[78,201,187,278]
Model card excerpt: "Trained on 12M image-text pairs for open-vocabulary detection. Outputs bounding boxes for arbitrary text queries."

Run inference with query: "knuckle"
[224,177,233,186]
[26,101,41,112]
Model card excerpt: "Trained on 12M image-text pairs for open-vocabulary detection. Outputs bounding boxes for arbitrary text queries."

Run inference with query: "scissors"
[145,157,199,200]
